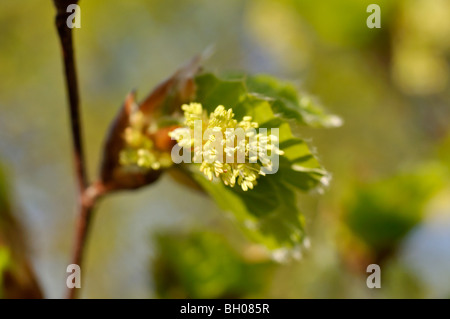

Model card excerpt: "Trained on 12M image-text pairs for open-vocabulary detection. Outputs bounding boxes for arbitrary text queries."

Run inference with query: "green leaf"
[191,171,304,251]
[186,73,334,252]
[246,74,342,128]
[152,231,274,299]
[195,73,246,114]
[345,163,447,253]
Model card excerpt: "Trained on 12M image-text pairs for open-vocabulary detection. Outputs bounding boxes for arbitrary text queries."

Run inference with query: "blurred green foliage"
[0,247,11,298]
[290,0,396,48]
[152,231,274,299]
[438,135,450,170]
[345,163,448,255]
[0,164,42,298]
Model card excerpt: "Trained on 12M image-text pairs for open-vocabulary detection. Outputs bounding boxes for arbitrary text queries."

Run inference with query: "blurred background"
[1,0,449,298]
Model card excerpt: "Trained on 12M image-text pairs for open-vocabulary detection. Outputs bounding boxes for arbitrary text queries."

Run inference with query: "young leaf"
[172,73,335,254]
[190,171,305,252]
[246,74,343,128]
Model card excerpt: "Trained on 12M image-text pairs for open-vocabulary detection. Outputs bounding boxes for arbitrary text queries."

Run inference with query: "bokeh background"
[1,0,450,298]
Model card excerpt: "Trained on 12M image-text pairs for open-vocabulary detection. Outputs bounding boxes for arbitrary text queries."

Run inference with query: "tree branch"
[53,0,95,299]
[53,0,87,193]
[66,182,106,299]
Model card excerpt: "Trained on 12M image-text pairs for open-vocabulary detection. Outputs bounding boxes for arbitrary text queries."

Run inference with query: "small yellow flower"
[119,110,173,171]
[170,103,284,191]
[181,102,203,129]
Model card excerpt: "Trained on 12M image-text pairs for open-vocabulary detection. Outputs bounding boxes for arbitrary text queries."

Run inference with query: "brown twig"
[53,0,86,193]
[52,0,95,299]
[67,182,107,299]
[52,0,198,299]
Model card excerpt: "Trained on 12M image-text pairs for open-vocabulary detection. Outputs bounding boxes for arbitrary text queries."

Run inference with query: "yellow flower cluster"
[119,111,172,171]
[170,103,284,191]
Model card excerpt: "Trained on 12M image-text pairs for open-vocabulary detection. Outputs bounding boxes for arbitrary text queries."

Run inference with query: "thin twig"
[67,206,93,299]
[53,0,94,299]
[67,183,106,299]
[53,0,87,193]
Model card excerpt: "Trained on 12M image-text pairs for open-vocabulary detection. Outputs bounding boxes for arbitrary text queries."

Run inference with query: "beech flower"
[170,103,284,191]
[119,110,172,171]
